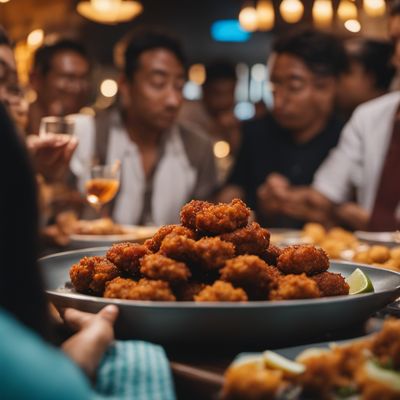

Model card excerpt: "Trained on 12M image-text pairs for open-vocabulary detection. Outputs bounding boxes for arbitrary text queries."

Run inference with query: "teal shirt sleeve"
[0,309,94,400]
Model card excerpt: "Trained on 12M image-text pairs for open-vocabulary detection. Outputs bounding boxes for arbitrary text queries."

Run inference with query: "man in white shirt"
[264,4,400,230]
[71,29,217,226]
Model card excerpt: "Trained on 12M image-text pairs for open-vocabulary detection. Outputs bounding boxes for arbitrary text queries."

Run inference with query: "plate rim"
[41,247,400,309]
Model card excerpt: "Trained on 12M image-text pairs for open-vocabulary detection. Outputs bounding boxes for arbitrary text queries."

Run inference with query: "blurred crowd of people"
[1,2,400,398]
[1,1,400,241]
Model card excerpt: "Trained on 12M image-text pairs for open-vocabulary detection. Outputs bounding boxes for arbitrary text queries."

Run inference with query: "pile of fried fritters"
[69,199,349,301]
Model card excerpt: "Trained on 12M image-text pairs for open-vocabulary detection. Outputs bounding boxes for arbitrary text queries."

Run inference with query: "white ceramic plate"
[69,225,159,248]
[355,231,400,247]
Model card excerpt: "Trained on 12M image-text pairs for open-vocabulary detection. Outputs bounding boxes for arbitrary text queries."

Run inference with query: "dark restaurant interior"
[1,0,400,399]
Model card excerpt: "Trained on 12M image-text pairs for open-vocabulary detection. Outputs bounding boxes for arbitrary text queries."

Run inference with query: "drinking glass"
[39,116,75,136]
[85,161,121,216]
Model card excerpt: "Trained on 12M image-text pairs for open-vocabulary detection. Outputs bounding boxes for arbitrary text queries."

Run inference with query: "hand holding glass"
[85,162,121,215]
[40,116,75,136]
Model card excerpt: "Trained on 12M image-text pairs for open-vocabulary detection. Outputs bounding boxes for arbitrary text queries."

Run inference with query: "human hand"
[26,134,78,182]
[257,173,290,217]
[61,305,119,378]
[335,202,369,230]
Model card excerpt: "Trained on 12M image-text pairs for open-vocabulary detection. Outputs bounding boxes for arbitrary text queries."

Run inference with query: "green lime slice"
[346,268,374,295]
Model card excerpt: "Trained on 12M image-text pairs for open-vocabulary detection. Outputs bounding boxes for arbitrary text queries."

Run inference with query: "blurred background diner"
[0,0,399,243]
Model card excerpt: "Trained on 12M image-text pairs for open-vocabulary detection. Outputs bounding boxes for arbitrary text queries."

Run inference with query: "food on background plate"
[272,222,400,272]
[222,318,400,399]
[68,199,360,302]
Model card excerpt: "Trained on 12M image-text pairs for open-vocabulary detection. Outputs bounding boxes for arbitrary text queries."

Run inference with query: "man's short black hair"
[390,0,400,16]
[204,61,237,86]
[346,38,395,91]
[33,39,90,76]
[0,25,12,47]
[272,27,348,77]
[123,28,186,80]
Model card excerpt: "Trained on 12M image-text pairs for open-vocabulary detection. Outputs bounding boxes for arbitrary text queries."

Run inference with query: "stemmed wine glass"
[85,160,121,216]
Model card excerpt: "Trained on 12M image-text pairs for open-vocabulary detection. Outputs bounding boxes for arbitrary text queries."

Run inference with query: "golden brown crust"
[195,237,236,270]
[69,256,119,295]
[269,273,321,300]
[140,253,191,283]
[220,255,281,300]
[277,245,329,275]
[104,277,176,301]
[180,200,212,229]
[222,364,284,400]
[195,198,250,235]
[144,224,196,252]
[311,272,349,297]
[220,222,270,256]
[106,242,151,276]
[158,233,197,264]
[194,281,248,302]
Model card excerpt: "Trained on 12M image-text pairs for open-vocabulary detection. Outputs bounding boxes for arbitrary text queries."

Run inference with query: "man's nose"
[165,87,183,108]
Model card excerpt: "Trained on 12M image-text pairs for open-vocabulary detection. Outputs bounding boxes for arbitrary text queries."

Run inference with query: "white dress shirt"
[70,113,197,225]
[313,91,400,212]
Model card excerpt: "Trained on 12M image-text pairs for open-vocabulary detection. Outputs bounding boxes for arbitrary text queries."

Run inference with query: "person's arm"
[256,173,290,220]
[61,305,119,379]
[333,202,369,230]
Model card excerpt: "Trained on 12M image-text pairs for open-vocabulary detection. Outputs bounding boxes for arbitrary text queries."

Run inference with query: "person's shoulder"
[352,91,400,120]
[178,122,213,148]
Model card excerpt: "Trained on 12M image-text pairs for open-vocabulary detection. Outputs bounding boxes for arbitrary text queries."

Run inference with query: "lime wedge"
[346,268,374,295]
[364,360,400,392]
[262,350,305,375]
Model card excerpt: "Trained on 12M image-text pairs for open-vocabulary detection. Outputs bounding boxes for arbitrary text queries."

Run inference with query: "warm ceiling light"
[337,0,358,20]
[280,0,304,23]
[312,0,333,27]
[77,0,143,25]
[213,141,230,158]
[189,64,206,85]
[0,0,11,3]
[27,29,44,48]
[363,0,386,17]
[239,4,258,32]
[256,0,275,31]
[344,18,361,32]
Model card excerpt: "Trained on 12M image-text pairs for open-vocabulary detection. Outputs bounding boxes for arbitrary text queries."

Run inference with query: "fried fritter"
[106,242,150,276]
[70,256,119,295]
[194,280,248,302]
[159,233,197,263]
[277,245,329,275]
[371,318,400,369]
[222,363,285,400]
[104,277,176,301]
[180,200,212,229]
[174,281,206,301]
[195,198,250,235]
[260,245,282,266]
[311,272,349,297]
[144,224,196,252]
[220,222,270,256]
[195,237,235,270]
[220,255,280,300]
[269,273,321,300]
[140,253,191,283]
[103,277,137,298]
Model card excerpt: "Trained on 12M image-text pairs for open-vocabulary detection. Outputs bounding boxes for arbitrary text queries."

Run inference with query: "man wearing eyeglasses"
[219,28,348,228]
